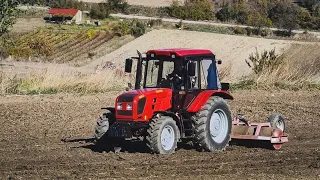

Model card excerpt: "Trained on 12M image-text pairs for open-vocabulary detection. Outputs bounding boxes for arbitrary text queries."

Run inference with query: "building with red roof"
[47,8,82,24]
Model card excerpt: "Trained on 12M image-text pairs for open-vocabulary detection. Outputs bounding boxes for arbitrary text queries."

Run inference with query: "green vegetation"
[126,5,169,17]
[216,0,320,34]
[111,20,146,37]
[0,19,149,62]
[0,28,113,62]
[245,48,283,75]
[20,0,87,10]
[230,78,320,91]
[18,0,320,34]
[0,0,19,35]
[183,23,232,34]
[168,0,214,20]
[19,0,128,19]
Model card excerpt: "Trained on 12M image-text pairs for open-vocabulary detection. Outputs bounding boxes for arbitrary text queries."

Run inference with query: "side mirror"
[125,58,133,73]
[126,83,133,91]
[188,62,196,76]
[217,59,222,65]
[128,83,133,89]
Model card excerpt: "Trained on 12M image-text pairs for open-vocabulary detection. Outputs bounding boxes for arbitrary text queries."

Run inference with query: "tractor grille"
[117,110,133,116]
[118,94,136,102]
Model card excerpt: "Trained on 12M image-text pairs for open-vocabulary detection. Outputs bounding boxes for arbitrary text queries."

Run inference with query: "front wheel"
[193,96,232,151]
[146,115,180,154]
[94,111,115,142]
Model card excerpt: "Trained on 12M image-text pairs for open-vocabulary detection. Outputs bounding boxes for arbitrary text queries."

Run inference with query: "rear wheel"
[193,96,232,151]
[268,114,285,132]
[146,115,180,154]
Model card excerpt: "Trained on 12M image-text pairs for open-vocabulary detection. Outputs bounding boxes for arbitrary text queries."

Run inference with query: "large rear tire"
[146,115,180,154]
[193,96,232,151]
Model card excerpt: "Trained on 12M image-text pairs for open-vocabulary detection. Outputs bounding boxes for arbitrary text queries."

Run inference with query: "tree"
[269,1,299,35]
[216,5,236,22]
[297,8,314,29]
[169,0,214,21]
[105,0,129,13]
[300,0,320,11]
[90,3,109,19]
[0,0,19,36]
[247,12,272,31]
[312,2,320,17]
[48,0,86,10]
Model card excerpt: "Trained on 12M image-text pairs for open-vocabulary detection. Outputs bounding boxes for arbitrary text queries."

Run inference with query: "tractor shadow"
[229,139,275,150]
[62,137,195,153]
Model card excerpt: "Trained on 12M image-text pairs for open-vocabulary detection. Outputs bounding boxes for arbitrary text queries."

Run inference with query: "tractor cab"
[123,49,231,114]
[125,49,224,92]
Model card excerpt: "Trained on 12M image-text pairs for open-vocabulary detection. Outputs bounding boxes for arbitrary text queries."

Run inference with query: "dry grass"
[258,44,320,83]
[0,68,132,95]
[1,43,319,94]
[233,43,320,90]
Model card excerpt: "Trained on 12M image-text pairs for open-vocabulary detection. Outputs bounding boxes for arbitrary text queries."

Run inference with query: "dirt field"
[0,90,319,179]
[12,18,46,33]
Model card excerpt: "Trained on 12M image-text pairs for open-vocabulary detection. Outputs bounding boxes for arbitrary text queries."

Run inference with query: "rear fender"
[187,90,233,113]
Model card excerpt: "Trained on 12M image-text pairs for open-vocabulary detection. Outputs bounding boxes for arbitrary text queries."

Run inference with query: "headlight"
[117,103,123,110]
[126,103,132,110]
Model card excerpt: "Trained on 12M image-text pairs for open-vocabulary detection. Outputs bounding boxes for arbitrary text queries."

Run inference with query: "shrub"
[245,48,283,75]
[233,26,247,35]
[27,37,53,57]
[88,52,96,59]
[260,28,271,37]
[216,5,236,22]
[112,21,131,36]
[130,21,146,37]
[148,19,163,27]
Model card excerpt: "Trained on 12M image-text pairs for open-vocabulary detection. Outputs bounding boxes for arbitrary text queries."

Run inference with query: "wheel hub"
[211,115,221,137]
[276,120,285,132]
[161,125,175,151]
[209,109,228,143]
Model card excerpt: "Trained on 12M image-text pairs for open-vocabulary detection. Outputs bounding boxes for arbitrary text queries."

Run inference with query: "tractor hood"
[120,88,171,96]
[115,88,173,121]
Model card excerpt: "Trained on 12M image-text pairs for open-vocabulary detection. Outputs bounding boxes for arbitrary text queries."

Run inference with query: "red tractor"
[94,49,288,154]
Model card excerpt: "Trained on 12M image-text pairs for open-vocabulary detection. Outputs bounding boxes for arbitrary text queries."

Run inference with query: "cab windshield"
[145,59,174,87]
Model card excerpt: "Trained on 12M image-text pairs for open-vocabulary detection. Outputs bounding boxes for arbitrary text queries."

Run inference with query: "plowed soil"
[0,90,319,179]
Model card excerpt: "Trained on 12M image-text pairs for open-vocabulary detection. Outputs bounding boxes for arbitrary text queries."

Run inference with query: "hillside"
[79,0,184,7]
[1,28,319,94]
[86,29,295,81]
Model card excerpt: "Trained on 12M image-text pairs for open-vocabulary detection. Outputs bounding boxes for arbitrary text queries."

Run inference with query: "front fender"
[101,107,115,114]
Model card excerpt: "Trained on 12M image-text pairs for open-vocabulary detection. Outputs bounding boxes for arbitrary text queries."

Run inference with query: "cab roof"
[146,48,213,57]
